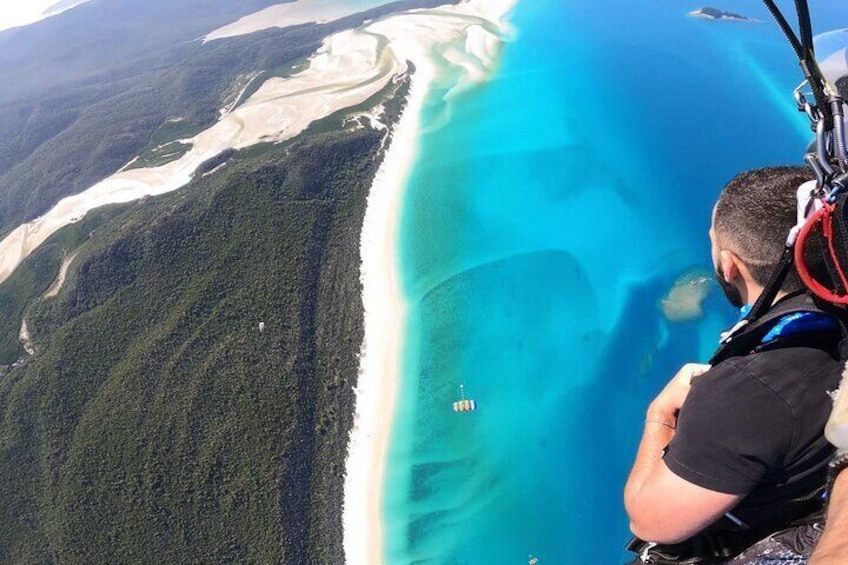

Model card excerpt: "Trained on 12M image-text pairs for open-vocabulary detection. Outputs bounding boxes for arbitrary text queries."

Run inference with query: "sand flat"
[203,0,395,43]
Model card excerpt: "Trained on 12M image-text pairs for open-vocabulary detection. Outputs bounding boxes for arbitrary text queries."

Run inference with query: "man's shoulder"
[709,343,839,380]
[696,344,840,408]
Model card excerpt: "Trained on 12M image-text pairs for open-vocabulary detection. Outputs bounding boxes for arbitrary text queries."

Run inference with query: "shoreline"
[343,1,520,563]
[344,59,429,565]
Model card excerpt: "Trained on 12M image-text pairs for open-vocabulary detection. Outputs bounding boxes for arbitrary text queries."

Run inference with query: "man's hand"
[649,363,711,426]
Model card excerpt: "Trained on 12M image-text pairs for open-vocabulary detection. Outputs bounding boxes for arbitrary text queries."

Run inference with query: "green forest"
[0,74,410,561]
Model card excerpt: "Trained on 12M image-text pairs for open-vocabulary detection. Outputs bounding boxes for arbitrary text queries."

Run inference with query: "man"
[810,454,848,563]
[625,166,842,564]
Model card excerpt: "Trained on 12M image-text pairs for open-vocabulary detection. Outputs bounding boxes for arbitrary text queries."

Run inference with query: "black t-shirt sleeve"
[663,360,794,495]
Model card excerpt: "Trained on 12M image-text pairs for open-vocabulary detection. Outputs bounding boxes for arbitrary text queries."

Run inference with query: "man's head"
[710,166,814,307]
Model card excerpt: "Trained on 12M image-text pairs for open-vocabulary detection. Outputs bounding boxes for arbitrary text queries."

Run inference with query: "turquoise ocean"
[384,1,846,563]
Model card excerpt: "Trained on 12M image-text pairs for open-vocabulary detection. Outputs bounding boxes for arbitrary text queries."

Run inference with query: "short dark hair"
[714,166,814,291]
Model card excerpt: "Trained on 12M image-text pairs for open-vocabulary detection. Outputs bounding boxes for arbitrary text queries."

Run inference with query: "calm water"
[385,1,844,562]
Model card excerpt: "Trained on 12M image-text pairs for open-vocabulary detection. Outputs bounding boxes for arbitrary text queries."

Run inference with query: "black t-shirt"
[664,343,840,510]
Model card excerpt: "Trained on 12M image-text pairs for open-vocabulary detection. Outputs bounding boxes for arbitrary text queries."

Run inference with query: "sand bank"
[343,1,519,564]
[660,269,712,322]
[203,0,394,43]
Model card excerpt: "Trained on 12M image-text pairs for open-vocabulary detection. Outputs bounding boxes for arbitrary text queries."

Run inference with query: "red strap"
[795,202,848,304]
[824,204,848,290]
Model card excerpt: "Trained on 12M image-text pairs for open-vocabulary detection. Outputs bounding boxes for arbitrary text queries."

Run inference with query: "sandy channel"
[44,252,79,298]
[344,1,519,564]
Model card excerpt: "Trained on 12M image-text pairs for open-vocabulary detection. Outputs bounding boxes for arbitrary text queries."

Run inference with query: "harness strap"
[793,0,815,56]
[710,291,818,365]
[750,248,795,320]
[761,0,803,62]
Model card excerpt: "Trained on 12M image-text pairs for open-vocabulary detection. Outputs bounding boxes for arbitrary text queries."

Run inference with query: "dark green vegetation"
[0,205,131,367]
[126,141,194,171]
[0,73,411,561]
[0,0,454,238]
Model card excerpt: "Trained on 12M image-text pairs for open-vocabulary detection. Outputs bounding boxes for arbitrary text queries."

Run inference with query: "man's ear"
[719,249,740,282]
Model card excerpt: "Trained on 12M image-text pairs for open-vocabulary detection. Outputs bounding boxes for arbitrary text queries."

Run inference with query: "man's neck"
[743,283,786,308]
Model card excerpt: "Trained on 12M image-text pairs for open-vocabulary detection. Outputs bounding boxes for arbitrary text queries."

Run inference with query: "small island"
[689,7,761,23]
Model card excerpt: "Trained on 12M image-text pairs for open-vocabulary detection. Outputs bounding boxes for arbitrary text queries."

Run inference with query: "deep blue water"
[385,1,846,563]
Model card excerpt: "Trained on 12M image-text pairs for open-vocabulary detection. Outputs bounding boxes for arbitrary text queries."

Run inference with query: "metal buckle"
[795,81,822,127]
[640,542,658,564]
[719,319,749,345]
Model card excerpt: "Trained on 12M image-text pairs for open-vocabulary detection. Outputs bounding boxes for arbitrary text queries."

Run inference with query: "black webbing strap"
[794,0,833,128]
[794,0,815,54]
[748,247,796,320]
[710,288,816,366]
[763,0,804,60]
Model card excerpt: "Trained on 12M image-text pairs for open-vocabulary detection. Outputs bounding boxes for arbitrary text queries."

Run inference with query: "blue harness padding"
[738,304,839,344]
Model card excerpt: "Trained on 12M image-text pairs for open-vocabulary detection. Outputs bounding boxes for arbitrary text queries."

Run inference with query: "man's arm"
[625,363,744,543]
[810,461,848,564]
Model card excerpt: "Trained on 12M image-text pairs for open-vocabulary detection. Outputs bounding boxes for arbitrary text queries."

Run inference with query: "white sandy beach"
[348,77,418,565]
[343,1,519,564]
